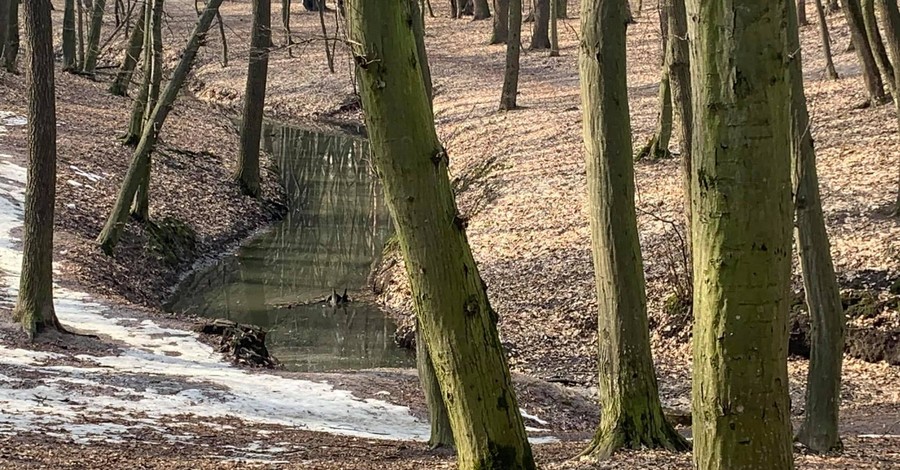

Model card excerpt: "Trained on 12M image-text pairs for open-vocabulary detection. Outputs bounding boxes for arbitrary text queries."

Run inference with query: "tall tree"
[347,0,536,467]
[638,5,673,161]
[97,0,226,253]
[843,0,888,104]
[132,0,163,220]
[4,0,19,73]
[688,0,795,468]
[234,0,272,197]
[667,0,693,230]
[0,0,7,59]
[490,0,508,43]
[109,2,146,95]
[530,0,549,49]
[122,0,157,145]
[861,0,895,93]
[83,0,106,74]
[577,0,689,459]
[785,0,845,454]
[15,0,63,338]
[499,0,521,109]
[815,0,839,79]
[282,0,293,57]
[548,0,558,56]
[77,0,85,69]
[877,0,900,214]
[62,0,76,70]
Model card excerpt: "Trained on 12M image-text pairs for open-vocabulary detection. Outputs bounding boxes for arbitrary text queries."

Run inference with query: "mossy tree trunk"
[638,4,672,161]
[109,2,146,95]
[123,0,154,145]
[843,0,888,104]
[97,0,226,253]
[529,0,549,49]
[815,0,839,79]
[347,0,536,467]
[499,0,521,109]
[416,322,454,448]
[15,0,63,339]
[490,0,508,43]
[235,0,271,197]
[131,0,163,220]
[63,0,77,70]
[877,0,900,214]
[861,0,895,94]
[4,0,19,73]
[667,0,692,234]
[577,0,689,460]
[473,0,490,19]
[83,0,106,74]
[687,0,795,468]
[785,0,845,454]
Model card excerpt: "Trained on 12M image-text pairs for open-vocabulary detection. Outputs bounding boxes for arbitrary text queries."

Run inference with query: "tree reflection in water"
[167,122,412,372]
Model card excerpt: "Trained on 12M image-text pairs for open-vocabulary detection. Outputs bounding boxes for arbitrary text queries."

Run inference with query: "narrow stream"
[167,122,413,372]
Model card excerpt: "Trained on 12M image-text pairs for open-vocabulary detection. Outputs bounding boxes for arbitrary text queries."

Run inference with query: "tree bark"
[862,0,895,94]
[577,0,690,460]
[77,0,85,69]
[815,0,839,79]
[843,0,888,104]
[877,0,900,215]
[83,0,106,74]
[123,0,153,145]
[687,0,795,469]
[108,1,145,95]
[131,0,162,220]
[799,0,809,24]
[638,5,672,161]
[282,0,293,57]
[15,0,63,338]
[490,0,508,43]
[549,0,558,56]
[473,0,490,18]
[529,0,549,49]
[785,0,845,454]
[4,0,19,73]
[416,323,454,448]
[62,0,76,70]
[0,0,8,59]
[667,0,692,233]
[499,0,521,109]
[347,0,536,467]
[97,0,226,253]
[235,0,271,197]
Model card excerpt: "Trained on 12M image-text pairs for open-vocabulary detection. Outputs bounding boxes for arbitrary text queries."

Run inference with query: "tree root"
[578,420,690,461]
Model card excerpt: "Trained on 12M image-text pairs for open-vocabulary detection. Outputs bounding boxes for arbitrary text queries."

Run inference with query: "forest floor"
[0,0,899,468]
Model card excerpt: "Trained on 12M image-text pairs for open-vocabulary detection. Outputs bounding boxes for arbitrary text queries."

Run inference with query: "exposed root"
[578,419,690,461]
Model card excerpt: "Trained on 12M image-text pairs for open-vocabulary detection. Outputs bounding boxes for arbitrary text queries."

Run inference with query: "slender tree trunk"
[15,0,63,338]
[843,0,888,104]
[4,0,19,73]
[578,0,689,460]
[83,0,106,74]
[77,0,85,69]
[499,0,521,109]
[62,0,76,70]
[216,11,227,66]
[473,0,490,18]
[862,0,895,94]
[529,0,549,49]
[282,0,293,57]
[416,323,454,448]
[667,0,692,233]
[347,0,536,467]
[235,0,271,197]
[0,0,8,59]
[687,0,795,469]
[131,0,162,220]
[815,0,840,79]
[123,0,153,145]
[549,0,558,56]
[97,0,226,253]
[316,0,332,72]
[799,0,809,24]
[490,0,508,43]
[785,0,845,454]
[638,5,672,161]
[878,0,900,215]
[108,1,145,95]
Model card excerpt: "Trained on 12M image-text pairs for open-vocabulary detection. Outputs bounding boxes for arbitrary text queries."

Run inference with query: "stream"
[167,122,413,372]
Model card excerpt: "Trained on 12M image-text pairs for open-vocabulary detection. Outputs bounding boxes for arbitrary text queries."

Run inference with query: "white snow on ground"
[0,115,557,448]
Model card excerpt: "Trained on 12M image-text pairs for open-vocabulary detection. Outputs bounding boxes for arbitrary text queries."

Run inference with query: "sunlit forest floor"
[1,0,899,467]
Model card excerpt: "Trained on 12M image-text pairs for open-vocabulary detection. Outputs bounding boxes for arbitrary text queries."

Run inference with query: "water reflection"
[167,122,412,372]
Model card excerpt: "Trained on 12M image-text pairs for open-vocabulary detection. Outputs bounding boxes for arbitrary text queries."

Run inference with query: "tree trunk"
[638,5,672,161]
[815,0,840,79]
[0,0,8,59]
[577,0,689,461]
[416,324,454,448]
[4,0,19,73]
[877,0,900,215]
[83,0,106,74]
[799,0,809,24]
[843,0,888,104]
[786,0,845,454]
[235,0,271,197]
[862,0,895,94]
[131,0,162,220]
[15,0,63,338]
[667,0,692,234]
[108,1,145,96]
[282,0,293,57]
[77,0,85,69]
[687,0,795,469]
[97,0,226,253]
[473,0,490,18]
[62,0,76,70]
[347,0,536,467]
[548,0,558,56]
[529,0,549,49]
[499,0,521,109]
[123,0,153,145]
[556,0,566,17]
[490,0,508,43]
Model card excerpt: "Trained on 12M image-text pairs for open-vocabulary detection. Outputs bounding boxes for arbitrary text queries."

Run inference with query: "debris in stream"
[195,319,280,368]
